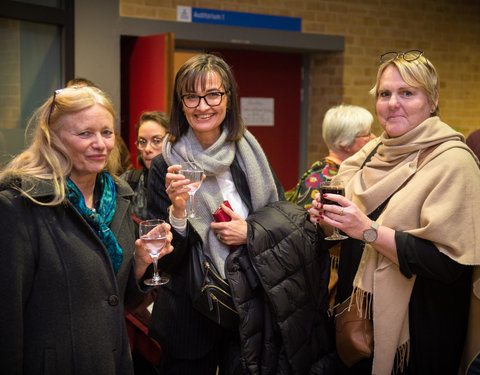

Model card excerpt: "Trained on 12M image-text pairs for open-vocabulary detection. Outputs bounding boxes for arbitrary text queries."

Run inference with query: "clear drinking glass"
[320,180,348,240]
[178,161,204,219]
[139,219,169,285]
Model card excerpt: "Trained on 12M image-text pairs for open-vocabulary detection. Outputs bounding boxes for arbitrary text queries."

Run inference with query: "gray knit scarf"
[162,127,279,277]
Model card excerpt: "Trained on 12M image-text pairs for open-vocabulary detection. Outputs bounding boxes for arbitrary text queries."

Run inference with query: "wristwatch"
[363,221,379,243]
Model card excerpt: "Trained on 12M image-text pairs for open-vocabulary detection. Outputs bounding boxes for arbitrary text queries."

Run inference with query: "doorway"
[122,36,302,189]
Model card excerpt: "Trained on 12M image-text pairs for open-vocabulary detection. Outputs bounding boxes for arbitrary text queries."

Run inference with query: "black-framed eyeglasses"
[380,49,424,63]
[47,88,63,125]
[181,92,225,108]
[135,136,166,150]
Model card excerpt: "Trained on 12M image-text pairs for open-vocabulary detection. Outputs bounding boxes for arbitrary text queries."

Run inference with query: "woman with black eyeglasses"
[310,50,480,374]
[146,53,283,375]
[121,111,169,224]
[0,86,174,374]
[146,54,336,375]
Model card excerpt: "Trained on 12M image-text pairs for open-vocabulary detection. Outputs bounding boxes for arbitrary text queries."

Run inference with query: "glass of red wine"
[320,180,348,240]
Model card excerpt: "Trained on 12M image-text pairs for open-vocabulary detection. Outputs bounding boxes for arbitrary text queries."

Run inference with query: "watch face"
[363,228,377,243]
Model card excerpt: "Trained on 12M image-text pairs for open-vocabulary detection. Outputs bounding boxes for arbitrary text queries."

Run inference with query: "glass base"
[185,212,201,219]
[325,233,348,240]
[144,276,169,286]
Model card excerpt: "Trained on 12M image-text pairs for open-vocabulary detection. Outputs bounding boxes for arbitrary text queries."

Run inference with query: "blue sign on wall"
[177,6,301,32]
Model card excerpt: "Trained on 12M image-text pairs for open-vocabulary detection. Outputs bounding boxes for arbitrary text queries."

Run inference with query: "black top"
[396,232,471,375]
[335,232,472,374]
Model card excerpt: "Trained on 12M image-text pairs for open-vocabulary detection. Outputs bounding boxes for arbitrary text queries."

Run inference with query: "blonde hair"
[0,86,118,206]
[370,54,439,116]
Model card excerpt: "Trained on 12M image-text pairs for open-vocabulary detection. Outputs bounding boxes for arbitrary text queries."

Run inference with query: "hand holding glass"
[178,162,204,218]
[320,180,348,240]
[139,219,169,285]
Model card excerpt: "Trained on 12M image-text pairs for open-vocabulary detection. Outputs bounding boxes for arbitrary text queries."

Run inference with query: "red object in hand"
[212,200,238,250]
[212,200,233,222]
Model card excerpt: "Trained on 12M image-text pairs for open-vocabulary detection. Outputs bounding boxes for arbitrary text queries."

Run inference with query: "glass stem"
[189,193,195,217]
[151,256,159,280]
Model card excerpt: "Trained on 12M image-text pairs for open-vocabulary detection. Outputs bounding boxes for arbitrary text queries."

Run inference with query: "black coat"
[227,201,336,375]
[148,152,335,373]
[147,153,284,361]
[0,176,145,375]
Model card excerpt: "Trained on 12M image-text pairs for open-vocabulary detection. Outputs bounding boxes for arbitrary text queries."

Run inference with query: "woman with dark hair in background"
[122,110,169,375]
[122,110,169,223]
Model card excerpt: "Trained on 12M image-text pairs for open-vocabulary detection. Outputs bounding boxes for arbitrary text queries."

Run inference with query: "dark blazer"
[0,176,145,375]
[147,153,284,360]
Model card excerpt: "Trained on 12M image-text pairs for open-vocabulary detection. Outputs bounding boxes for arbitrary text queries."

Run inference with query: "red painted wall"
[216,49,302,190]
[128,34,169,167]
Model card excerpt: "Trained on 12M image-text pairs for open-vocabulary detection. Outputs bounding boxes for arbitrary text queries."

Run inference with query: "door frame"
[117,18,343,175]
[120,17,345,175]
[74,0,344,175]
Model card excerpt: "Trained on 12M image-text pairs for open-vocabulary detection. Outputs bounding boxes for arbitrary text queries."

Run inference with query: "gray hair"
[322,104,373,152]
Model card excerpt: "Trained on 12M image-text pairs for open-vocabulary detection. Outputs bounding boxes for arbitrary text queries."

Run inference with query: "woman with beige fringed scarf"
[309,50,480,375]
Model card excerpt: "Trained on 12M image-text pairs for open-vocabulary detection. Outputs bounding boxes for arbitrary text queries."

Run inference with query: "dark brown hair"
[168,54,245,143]
[135,111,169,137]
[135,111,170,167]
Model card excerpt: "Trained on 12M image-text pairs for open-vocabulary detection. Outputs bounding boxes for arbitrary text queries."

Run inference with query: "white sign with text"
[240,97,274,126]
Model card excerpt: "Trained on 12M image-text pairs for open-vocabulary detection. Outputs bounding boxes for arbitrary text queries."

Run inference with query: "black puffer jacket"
[225,201,336,375]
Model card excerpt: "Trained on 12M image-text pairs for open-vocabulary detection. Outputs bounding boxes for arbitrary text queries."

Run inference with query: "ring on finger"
[339,207,344,216]
[217,234,222,241]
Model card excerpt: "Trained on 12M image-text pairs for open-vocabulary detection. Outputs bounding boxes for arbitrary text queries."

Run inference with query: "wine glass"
[179,161,205,218]
[139,219,169,285]
[320,180,348,240]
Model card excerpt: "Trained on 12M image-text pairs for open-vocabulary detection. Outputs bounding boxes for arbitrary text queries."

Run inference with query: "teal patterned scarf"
[66,171,123,274]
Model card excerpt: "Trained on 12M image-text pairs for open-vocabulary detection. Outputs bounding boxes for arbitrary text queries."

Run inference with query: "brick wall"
[0,19,21,130]
[120,0,480,165]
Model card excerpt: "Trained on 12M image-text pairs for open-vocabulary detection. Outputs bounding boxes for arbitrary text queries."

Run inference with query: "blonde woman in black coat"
[0,86,173,374]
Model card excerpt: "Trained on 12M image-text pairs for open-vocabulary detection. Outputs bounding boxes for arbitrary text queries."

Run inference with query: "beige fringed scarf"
[336,117,480,375]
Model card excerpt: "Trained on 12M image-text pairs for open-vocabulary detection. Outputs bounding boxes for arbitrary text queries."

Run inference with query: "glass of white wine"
[139,219,169,286]
[178,161,204,219]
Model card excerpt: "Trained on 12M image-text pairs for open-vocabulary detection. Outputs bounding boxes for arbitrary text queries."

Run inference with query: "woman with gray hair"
[286,104,375,210]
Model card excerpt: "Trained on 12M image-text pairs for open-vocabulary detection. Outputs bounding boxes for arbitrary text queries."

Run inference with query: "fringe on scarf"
[327,245,341,308]
[329,252,340,273]
[351,287,373,319]
[351,287,410,374]
[393,340,410,375]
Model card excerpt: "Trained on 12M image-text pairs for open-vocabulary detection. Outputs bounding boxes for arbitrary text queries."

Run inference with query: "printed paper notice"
[240,97,274,126]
